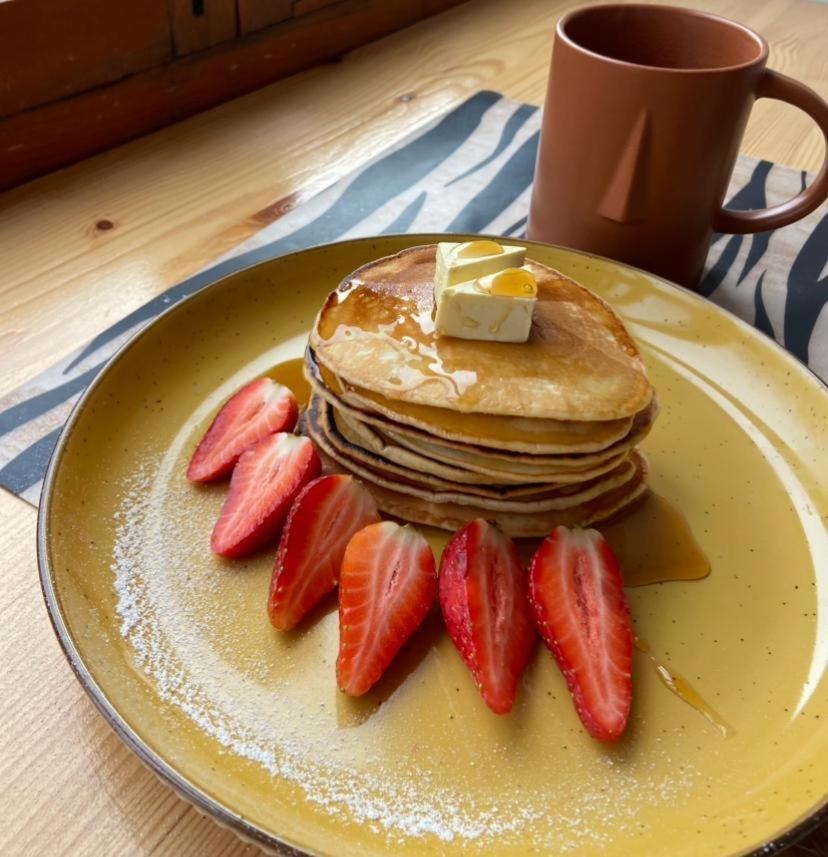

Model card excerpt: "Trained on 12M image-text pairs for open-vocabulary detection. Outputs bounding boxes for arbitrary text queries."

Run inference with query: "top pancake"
[311,245,653,421]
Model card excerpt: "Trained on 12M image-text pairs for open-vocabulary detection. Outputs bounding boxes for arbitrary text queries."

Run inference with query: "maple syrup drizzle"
[316,267,648,418]
[635,639,732,738]
[267,357,311,407]
[600,491,710,587]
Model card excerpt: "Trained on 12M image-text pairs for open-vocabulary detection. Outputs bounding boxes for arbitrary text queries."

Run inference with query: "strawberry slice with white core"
[268,475,380,630]
[187,377,297,482]
[528,526,633,742]
[210,433,320,558]
[439,519,535,714]
[337,521,437,696]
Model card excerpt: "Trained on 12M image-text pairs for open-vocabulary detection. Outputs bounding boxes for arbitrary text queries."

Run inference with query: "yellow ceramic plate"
[39,236,828,857]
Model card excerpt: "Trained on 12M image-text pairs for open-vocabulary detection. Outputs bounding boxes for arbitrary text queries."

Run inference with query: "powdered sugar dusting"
[112,457,699,850]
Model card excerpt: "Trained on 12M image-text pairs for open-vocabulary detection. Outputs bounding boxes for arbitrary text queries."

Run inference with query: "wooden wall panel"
[0,0,430,189]
[0,0,472,188]
[0,0,172,117]
[238,0,293,34]
[172,0,238,56]
[424,0,470,11]
[293,0,346,16]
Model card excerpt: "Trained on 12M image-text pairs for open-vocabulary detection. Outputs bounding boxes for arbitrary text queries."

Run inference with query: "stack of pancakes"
[303,245,656,537]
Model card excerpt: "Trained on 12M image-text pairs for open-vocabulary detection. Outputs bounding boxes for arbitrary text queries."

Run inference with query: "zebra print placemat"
[2,91,826,505]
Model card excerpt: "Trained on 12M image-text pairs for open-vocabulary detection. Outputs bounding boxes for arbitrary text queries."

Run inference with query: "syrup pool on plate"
[511,491,709,588]
[268,357,311,407]
[635,639,732,738]
[600,491,710,586]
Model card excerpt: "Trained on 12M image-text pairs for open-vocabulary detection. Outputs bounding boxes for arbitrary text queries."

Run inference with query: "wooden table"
[1,0,825,854]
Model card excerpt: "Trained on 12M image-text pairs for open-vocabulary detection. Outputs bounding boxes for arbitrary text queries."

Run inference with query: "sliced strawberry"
[187,377,297,482]
[268,475,380,630]
[439,520,535,715]
[528,527,633,742]
[210,433,320,558]
[337,522,436,696]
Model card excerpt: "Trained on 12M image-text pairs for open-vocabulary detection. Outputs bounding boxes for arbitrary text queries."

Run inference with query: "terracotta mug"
[527,4,828,288]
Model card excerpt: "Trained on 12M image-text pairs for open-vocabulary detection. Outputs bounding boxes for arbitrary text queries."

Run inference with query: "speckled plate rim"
[36,233,828,857]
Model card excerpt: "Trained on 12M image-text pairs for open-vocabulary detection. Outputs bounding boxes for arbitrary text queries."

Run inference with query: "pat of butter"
[435,240,526,299]
[435,267,537,343]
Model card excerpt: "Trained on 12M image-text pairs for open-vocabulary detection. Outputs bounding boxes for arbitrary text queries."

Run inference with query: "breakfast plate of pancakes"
[304,244,655,536]
[39,235,828,856]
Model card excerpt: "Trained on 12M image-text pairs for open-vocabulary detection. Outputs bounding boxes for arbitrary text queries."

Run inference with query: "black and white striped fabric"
[2,91,826,506]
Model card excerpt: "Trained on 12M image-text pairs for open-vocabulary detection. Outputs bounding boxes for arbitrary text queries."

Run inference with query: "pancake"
[364,458,648,537]
[333,407,507,486]
[302,244,657,533]
[383,396,658,472]
[314,439,650,538]
[327,402,573,498]
[307,347,657,466]
[304,396,640,514]
[335,370,635,451]
[306,348,638,454]
[310,244,653,421]
[320,394,631,495]
[335,406,631,486]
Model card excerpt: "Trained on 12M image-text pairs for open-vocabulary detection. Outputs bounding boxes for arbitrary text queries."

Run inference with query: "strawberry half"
[528,526,633,742]
[439,520,535,714]
[211,433,320,558]
[337,522,437,696]
[268,475,380,630]
[187,377,297,482]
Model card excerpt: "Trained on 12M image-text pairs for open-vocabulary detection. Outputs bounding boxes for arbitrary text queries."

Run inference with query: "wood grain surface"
[1,0,826,854]
[0,0,173,117]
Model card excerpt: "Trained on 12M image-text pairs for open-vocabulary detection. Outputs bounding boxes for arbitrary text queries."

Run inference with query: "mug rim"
[557,3,769,75]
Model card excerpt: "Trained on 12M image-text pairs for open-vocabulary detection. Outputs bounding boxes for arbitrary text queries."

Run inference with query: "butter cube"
[435,267,537,343]
[435,240,526,298]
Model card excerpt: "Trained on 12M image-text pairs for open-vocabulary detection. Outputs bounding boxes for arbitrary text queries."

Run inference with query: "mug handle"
[713,69,828,234]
